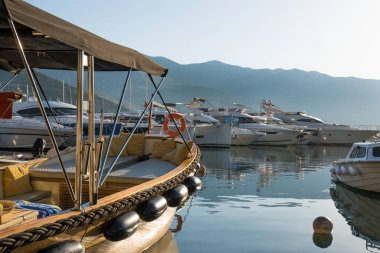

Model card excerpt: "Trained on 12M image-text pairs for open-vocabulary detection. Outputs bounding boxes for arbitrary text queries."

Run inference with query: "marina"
[0,0,379,253]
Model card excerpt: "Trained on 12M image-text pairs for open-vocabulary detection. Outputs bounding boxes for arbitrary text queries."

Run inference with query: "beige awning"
[0,0,167,76]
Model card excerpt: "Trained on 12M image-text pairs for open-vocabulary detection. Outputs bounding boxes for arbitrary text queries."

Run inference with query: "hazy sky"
[26,0,380,79]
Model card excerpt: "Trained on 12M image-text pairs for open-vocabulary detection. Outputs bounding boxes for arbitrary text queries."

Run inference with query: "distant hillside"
[3,58,380,125]
[0,70,127,112]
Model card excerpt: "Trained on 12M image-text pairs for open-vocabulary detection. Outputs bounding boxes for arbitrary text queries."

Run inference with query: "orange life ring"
[163,113,186,137]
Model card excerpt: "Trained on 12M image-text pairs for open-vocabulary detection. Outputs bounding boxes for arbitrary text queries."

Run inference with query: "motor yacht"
[261,99,380,145]
[152,110,231,147]
[13,98,121,136]
[0,112,74,149]
[205,109,304,145]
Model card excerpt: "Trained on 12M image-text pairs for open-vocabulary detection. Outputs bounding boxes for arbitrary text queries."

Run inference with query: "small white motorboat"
[331,141,380,193]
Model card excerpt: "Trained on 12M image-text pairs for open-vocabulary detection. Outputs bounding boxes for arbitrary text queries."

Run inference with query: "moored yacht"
[13,98,121,136]
[261,99,380,145]
[205,109,304,145]
[152,110,232,147]
[0,112,74,149]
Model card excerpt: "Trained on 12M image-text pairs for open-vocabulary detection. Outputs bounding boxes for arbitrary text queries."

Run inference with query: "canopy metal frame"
[98,74,167,186]
[8,18,76,202]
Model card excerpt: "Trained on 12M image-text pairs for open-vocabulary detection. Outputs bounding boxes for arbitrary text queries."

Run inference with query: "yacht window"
[349,147,358,158]
[237,117,257,123]
[297,118,323,123]
[17,107,76,117]
[154,115,165,124]
[54,108,77,115]
[356,146,366,158]
[372,147,380,157]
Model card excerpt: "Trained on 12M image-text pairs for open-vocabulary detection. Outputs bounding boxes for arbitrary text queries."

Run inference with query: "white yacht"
[152,111,232,147]
[261,100,380,145]
[205,109,304,145]
[13,98,120,136]
[0,113,75,149]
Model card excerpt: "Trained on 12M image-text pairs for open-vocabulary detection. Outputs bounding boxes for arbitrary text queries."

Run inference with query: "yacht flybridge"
[261,99,380,144]
[0,1,202,253]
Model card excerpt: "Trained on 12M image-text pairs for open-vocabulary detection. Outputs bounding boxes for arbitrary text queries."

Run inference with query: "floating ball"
[313,216,333,234]
[312,233,333,248]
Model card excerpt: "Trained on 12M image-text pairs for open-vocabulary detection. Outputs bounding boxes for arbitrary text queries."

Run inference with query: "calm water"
[169,146,380,253]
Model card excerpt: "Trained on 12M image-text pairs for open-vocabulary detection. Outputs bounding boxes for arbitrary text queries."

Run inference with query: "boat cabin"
[345,142,380,161]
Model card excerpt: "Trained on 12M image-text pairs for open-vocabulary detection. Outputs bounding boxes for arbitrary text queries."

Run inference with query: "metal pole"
[99,76,166,186]
[8,18,75,202]
[87,55,97,205]
[75,50,84,210]
[98,69,131,179]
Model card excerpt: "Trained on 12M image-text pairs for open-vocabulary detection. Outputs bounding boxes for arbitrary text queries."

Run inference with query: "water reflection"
[200,146,349,199]
[173,145,373,253]
[331,183,380,252]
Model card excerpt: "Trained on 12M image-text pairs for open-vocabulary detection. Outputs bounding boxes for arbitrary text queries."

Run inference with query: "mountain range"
[1,57,380,125]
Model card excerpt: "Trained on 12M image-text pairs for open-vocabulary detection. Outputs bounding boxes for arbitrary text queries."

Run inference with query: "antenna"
[62,80,65,103]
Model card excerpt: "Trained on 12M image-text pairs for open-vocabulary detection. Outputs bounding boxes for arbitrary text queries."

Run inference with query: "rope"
[0,147,200,253]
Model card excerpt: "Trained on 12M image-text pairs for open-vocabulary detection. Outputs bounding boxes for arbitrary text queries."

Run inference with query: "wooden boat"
[0,1,202,252]
[331,142,380,192]
[330,184,380,251]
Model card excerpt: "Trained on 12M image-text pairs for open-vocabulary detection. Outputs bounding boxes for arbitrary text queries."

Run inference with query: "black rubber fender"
[37,240,84,253]
[164,184,189,207]
[137,196,167,222]
[103,211,140,241]
[183,176,202,194]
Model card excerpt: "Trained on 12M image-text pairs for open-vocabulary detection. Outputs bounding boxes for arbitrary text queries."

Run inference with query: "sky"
[26,0,380,80]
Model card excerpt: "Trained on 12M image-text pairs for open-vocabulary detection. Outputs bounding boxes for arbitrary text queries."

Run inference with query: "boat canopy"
[0,0,167,76]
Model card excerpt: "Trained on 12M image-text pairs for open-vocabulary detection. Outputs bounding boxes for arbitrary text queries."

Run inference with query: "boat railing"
[351,125,380,131]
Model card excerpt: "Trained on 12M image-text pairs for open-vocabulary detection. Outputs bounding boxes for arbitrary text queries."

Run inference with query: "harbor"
[1,0,380,253]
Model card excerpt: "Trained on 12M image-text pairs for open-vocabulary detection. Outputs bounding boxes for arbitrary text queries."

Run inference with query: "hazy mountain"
[2,57,380,125]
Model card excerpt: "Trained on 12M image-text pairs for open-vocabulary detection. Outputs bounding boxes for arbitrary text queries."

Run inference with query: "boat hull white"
[0,120,74,149]
[304,129,379,145]
[192,124,231,147]
[231,128,260,146]
[153,124,231,147]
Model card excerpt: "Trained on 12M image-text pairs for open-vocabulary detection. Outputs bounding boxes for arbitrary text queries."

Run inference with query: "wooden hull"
[0,145,200,253]
[332,161,380,193]
[331,184,380,250]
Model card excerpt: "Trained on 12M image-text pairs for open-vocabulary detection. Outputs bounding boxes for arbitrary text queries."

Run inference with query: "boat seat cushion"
[151,138,176,158]
[6,190,51,203]
[3,164,33,198]
[109,158,176,179]
[126,134,145,156]
[102,134,128,157]
[162,141,194,165]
